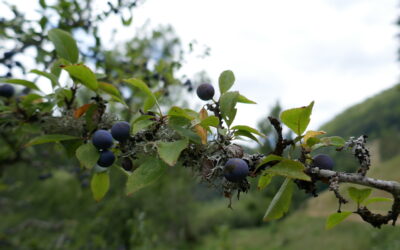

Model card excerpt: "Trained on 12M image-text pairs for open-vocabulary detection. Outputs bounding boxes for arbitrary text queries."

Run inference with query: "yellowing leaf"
[74,103,92,118]
[303,130,326,144]
[199,107,208,120]
[194,125,207,144]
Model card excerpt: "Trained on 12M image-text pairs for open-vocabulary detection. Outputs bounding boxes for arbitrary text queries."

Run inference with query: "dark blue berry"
[92,130,113,150]
[224,158,249,182]
[0,84,14,98]
[313,154,334,170]
[97,150,115,167]
[196,83,215,101]
[111,121,131,142]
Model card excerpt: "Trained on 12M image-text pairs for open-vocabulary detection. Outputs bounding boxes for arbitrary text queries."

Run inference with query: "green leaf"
[98,82,126,105]
[91,172,110,202]
[169,124,202,144]
[258,173,274,190]
[255,154,283,170]
[50,58,69,77]
[25,134,79,147]
[98,82,121,97]
[263,178,294,221]
[363,197,393,206]
[219,91,239,127]
[348,187,372,204]
[219,70,235,94]
[199,116,219,128]
[265,159,311,181]
[20,94,43,106]
[30,69,59,88]
[237,94,257,104]
[126,157,167,195]
[234,130,260,143]
[303,130,326,144]
[39,0,46,8]
[48,28,79,63]
[131,119,155,134]
[143,96,156,112]
[62,64,98,91]
[76,143,100,169]
[0,78,40,91]
[280,101,314,135]
[326,212,352,230]
[231,125,266,137]
[60,139,83,158]
[124,78,158,112]
[157,139,189,166]
[311,136,346,150]
[168,106,195,121]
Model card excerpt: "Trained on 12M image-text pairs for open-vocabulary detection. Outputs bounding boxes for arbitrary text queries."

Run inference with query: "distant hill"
[321,84,400,140]
[314,84,400,173]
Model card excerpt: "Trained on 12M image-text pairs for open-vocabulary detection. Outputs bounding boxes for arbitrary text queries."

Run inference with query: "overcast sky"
[100,0,399,132]
[3,0,400,134]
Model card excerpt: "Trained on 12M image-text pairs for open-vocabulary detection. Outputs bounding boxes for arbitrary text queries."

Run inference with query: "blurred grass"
[195,213,400,250]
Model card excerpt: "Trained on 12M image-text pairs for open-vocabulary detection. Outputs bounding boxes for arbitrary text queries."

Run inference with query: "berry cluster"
[196,83,250,183]
[91,121,131,168]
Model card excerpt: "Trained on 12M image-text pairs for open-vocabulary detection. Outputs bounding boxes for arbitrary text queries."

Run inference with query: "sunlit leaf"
[91,171,110,202]
[48,28,79,63]
[258,172,274,190]
[303,130,326,144]
[326,212,352,230]
[363,197,393,206]
[348,187,372,204]
[62,64,98,91]
[237,94,256,104]
[280,101,314,135]
[219,70,235,94]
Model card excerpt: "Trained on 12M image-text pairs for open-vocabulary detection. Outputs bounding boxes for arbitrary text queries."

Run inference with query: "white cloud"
[2,0,398,136]
[112,0,398,132]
